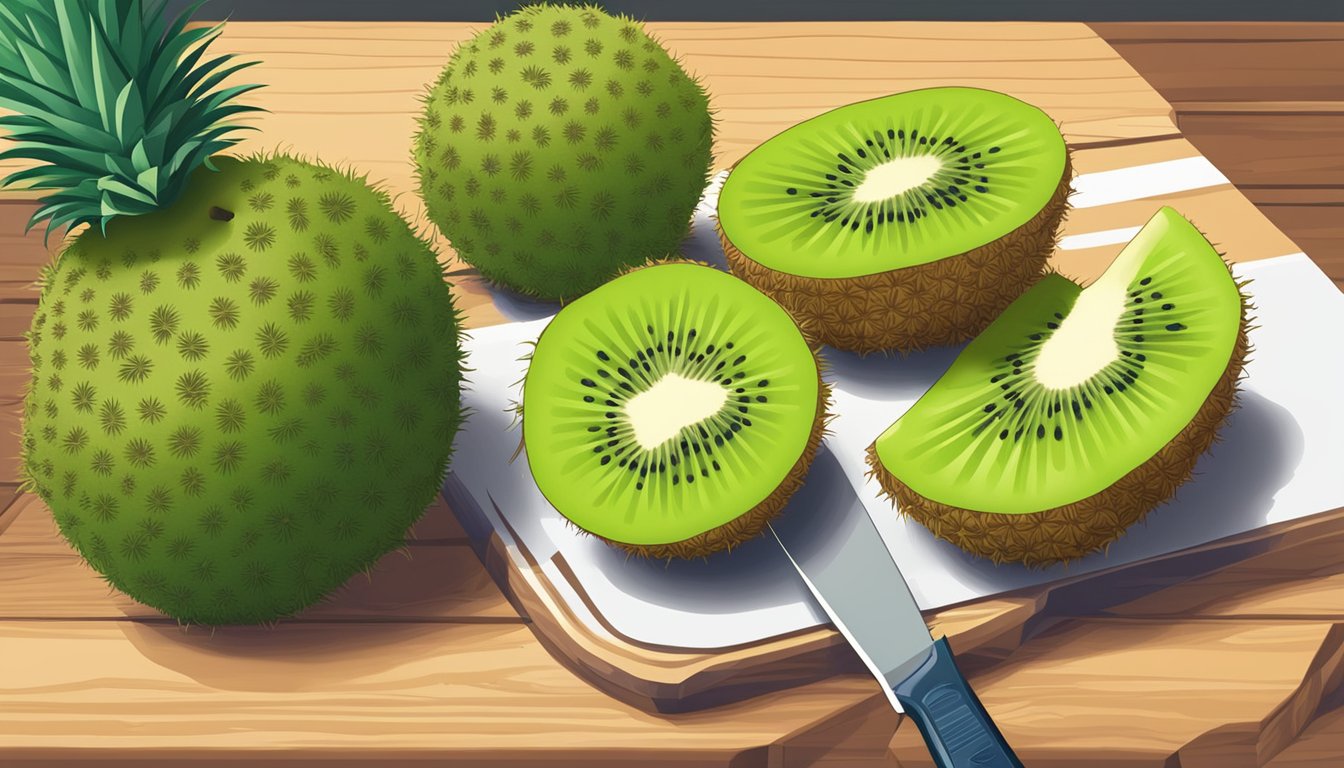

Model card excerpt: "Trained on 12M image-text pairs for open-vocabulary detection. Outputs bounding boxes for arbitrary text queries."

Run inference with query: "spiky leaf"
[0,0,263,234]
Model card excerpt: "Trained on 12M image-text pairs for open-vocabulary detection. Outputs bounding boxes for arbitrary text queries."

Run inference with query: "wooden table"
[0,20,1340,767]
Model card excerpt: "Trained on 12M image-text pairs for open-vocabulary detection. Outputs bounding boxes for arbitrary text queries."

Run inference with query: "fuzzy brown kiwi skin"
[864,282,1252,567]
[719,152,1073,355]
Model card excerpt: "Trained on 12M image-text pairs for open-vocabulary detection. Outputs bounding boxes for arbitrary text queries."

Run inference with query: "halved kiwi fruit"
[717,86,1072,353]
[523,262,829,559]
[867,207,1250,566]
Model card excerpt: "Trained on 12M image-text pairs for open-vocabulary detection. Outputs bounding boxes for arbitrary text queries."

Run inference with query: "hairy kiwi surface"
[868,207,1249,566]
[523,262,829,559]
[717,87,1072,353]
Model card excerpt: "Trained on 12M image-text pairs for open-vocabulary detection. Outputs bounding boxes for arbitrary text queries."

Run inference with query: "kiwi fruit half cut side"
[867,207,1250,566]
[717,86,1072,353]
[523,262,829,559]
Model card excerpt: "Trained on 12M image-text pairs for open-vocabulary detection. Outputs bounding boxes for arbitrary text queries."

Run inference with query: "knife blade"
[768,449,1023,768]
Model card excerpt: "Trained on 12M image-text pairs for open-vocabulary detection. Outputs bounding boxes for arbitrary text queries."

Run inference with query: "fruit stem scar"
[209,206,235,222]
[622,372,728,450]
[851,154,943,203]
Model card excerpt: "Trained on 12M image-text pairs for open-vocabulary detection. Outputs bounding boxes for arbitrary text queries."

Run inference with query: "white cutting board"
[442,165,1344,651]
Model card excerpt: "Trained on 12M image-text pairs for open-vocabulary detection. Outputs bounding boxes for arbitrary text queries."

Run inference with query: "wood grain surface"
[0,19,1339,767]
[1098,22,1344,288]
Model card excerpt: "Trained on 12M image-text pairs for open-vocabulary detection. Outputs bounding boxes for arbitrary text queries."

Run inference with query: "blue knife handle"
[890,637,1023,768]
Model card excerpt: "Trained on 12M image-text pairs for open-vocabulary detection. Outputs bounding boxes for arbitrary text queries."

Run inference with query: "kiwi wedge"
[717,86,1072,354]
[867,207,1250,566]
[523,262,829,559]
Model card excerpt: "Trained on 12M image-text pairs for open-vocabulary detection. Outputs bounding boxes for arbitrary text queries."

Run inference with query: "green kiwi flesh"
[867,207,1250,565]
[523,262,828,559]
[717,86,1071,353]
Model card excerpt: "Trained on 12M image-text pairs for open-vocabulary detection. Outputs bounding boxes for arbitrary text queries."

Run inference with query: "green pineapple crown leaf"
[0,0,264,236]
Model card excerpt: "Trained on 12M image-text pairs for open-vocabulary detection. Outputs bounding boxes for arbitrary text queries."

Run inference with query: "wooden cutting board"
[416,27,1334,713]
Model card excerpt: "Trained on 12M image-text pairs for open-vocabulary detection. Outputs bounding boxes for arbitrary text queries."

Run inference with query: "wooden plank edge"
[1027,506,1344,631]
[444,476,1058,714]
[0,746,770,768]
[0,481,26,537]
[475,517,863,714]
[1174,101,1344,116]
[460,500,1344,714]
[1092,22,1344,43]
[1172,623,1344,766]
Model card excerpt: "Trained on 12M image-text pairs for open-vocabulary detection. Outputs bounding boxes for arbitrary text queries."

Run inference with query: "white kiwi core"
[852,154,943,203]
[1033,234,1149,390]
[624,373,729,450]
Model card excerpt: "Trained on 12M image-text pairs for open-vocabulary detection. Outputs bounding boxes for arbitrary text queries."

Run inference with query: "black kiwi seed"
[1140,277,1152,286]
[786,187,797,195]
[1162,303,1174,311]
[1166,323,1186,332]
[1054,426,1063,441]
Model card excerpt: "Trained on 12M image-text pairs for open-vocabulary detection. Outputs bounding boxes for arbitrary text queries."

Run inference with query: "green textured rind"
[413,4,714,300]
[22,154,466,625]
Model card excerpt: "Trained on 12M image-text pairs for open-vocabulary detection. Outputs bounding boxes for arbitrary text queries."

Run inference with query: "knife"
[768,449,1023,768]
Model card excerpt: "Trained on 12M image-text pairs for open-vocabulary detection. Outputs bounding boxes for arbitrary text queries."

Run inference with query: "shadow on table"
[117,505,514,691]
[824,343,965,400]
